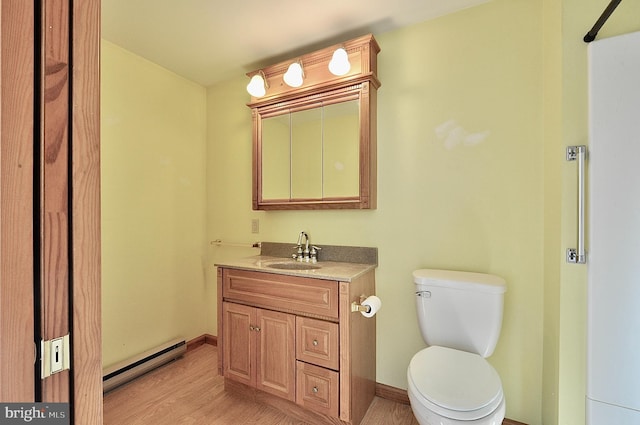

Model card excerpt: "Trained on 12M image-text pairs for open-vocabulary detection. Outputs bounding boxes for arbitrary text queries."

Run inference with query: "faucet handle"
[310,245,322,263]
[293,244,304,261]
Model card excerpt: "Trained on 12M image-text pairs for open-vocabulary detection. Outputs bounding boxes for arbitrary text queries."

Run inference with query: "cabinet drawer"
[296,317,339,370]
[296,361,339,418]
[223,269,338,319]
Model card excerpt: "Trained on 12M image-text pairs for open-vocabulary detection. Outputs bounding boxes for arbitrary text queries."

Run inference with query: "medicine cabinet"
[248,34,380,210]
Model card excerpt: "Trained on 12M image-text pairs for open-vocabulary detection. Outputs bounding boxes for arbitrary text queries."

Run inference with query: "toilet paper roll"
[360,295,382,318]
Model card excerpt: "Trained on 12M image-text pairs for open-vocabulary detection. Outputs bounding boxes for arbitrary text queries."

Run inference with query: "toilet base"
[408,389,505,425]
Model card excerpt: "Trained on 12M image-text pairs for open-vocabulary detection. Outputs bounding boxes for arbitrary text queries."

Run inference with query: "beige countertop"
[215,255,376,282]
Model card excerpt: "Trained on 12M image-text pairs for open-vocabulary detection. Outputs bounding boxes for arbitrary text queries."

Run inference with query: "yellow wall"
[208,1,543,422]
[542,0,563,422]
[101,40,208,367]
[100,0,640,423]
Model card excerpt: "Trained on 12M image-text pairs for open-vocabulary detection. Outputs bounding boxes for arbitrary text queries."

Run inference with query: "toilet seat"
[408,346,503,421]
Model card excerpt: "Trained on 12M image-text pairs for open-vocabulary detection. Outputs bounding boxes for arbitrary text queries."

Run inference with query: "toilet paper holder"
[351,295,372,313]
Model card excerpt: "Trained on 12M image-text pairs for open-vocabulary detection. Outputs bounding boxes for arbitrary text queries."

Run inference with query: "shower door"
[587,30,640,424]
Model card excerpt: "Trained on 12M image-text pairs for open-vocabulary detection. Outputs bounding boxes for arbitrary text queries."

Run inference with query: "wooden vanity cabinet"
[217,267,376,425]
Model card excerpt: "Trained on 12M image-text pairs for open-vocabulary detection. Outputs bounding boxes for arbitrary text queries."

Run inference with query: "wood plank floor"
[103,344,419,425]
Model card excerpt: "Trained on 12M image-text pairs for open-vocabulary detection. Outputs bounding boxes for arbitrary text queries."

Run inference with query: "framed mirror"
[262,98,359,201]
[249,35,380,210]
[253,83,375,210]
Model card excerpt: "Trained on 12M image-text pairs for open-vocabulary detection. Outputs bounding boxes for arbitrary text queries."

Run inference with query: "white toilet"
[407,269,507,425]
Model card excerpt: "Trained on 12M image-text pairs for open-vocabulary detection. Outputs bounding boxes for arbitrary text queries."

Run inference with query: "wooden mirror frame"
[248,34,380,210]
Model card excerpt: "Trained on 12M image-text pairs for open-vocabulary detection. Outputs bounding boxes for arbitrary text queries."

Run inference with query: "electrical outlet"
[251,219,260,234]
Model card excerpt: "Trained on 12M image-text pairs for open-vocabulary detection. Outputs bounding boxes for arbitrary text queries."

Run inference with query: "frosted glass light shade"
[329,48,351,76]
[247,73,267,97]
[283,62,304,87]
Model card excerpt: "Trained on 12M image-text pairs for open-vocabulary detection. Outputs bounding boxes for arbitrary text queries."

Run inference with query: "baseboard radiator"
[103,337,186,393]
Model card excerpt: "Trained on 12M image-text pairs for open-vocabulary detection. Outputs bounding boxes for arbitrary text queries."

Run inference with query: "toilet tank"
[413,269,506,358]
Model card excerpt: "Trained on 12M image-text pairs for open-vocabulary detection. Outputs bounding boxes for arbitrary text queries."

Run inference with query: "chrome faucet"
[293,231,322,263]
[295,231,310,262]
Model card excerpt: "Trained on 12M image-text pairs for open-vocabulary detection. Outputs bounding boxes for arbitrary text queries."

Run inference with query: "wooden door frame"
[70,0,102,422]
[0,0,37,402]
[1,0,102,421]
[41,0,72,402]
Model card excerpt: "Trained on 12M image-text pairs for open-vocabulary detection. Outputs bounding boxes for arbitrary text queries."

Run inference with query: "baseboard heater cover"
[103,337,186,393]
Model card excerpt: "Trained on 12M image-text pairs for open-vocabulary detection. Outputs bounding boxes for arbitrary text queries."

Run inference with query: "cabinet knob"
[312,339,319,346]
[249,325,255,331]
[255,326,261,332]
[312,386,319,393]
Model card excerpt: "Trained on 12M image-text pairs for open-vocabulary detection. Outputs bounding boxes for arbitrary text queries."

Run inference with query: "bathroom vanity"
[216,249,377,425]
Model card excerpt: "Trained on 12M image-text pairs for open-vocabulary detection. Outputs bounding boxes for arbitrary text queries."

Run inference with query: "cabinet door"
[256,309,296,401]
[223,302,254,386]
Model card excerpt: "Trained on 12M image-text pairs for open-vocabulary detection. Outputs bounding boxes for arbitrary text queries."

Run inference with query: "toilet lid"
[408,346,503,420]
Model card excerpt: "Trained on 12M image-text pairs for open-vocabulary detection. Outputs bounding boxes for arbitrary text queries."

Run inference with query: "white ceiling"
[101,0,491,87]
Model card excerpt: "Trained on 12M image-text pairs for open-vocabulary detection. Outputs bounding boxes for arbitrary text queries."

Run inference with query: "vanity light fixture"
[328,47,351,76]
[247,70,268,97]
[283,61,304,87]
